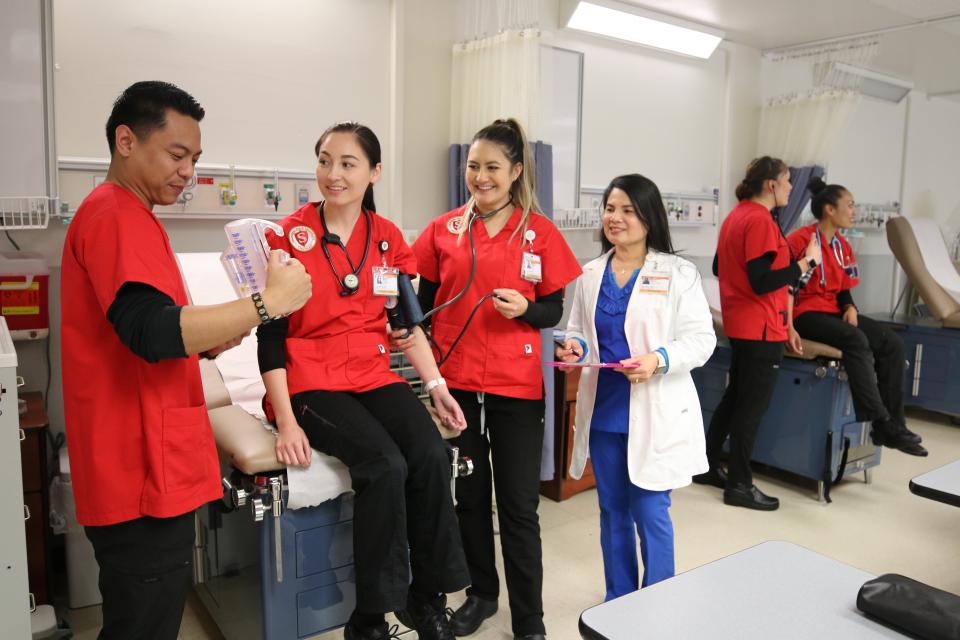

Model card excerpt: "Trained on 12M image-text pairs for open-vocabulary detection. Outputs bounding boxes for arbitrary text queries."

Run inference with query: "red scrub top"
[717,200,792,342]
[413,206,582,400]
[787,223,860,317]
[265,203,417,402]
[61,183,221,526]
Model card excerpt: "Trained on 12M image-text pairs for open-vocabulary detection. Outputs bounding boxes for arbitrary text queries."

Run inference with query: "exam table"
[870,217,960,418]
[691,277,882,502]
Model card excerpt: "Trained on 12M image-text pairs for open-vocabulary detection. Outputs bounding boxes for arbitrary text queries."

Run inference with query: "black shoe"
[449,595,498,636]
[515,635,546,640]
[871,427,929,456]
[897,424,922,444]
[723,483,779,511]
[344,621,400,640]
[395,593,455,640]
[692,467,727,489]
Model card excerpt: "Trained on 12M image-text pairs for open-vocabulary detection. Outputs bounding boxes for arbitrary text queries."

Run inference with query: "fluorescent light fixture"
[561,0,724,59]
[832,62,913,102]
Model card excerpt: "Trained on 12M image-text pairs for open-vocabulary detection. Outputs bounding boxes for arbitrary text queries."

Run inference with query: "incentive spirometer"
[220,218,288,297]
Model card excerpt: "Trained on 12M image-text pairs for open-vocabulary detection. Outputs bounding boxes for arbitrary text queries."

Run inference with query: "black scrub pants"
[85,511,195,640]
[704,338,785,488]
[450,389,546,637]
[793,312,906,425]
[292,382,470,614]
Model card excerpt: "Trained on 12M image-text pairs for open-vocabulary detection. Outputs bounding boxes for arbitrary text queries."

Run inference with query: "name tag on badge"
[521,252,542,283]
[372,266,399,296]
[637,274,670,294]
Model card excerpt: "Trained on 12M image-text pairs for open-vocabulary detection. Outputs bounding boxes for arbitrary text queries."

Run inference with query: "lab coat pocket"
[345,332,390,386]
[161,405,211,494]
[649,402,690,457]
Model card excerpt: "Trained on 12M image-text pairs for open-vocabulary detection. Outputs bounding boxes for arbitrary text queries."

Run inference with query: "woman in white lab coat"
[556,174,715,600]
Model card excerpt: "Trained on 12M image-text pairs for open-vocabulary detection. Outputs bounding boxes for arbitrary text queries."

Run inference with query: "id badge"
[372,266,399,296]
[521,252,542,283]
[637,274,670,294]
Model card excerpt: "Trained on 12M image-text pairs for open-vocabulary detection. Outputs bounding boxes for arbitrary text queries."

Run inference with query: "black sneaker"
[395,593,455,640]
[692,467,727,489]
[449,595,498,636]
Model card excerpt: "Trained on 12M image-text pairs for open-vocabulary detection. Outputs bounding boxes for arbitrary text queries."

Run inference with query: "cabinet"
[20,391,50,604]
[0,318,30,639]
[540,368,595,501]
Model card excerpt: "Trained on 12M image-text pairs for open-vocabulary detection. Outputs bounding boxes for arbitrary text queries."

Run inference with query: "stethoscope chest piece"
[344,273,360,291]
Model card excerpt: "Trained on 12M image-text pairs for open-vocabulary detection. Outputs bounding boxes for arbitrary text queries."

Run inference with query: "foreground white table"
[910,459,960,508]
[579,541,905,639]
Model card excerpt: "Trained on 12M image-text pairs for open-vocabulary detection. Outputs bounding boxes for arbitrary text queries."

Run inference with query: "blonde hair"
[456,118,543,244]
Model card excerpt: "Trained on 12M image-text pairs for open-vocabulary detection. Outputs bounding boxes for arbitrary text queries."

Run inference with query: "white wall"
[12,0,459,435]
[542,19,762,259]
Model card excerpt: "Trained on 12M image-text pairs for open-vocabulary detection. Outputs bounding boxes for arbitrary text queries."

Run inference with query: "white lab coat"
[565,249,716,491]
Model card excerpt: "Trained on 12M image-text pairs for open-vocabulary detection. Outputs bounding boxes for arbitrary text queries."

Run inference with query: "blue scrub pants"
[589,429,674,600]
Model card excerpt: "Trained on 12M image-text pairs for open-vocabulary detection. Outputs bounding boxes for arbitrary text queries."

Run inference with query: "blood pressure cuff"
[856,573,960,639]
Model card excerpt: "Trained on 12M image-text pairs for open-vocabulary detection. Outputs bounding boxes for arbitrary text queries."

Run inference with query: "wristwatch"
[806,257,818,270]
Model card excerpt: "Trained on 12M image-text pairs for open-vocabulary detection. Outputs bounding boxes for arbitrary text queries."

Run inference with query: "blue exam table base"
[869,314,960,419]
[193,469,356,640]
[691,342,883,503]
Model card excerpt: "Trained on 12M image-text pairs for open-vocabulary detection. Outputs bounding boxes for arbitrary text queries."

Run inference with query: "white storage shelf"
[0,197,55,230]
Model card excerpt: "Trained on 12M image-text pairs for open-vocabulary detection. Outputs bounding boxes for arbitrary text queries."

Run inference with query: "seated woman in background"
[555,173,716,600]
[787,177,927,457]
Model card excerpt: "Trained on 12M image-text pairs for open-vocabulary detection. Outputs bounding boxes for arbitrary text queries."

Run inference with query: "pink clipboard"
[546,361,639,369]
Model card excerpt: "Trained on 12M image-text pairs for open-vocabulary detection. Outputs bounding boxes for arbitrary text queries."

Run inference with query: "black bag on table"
[857,573,960,640]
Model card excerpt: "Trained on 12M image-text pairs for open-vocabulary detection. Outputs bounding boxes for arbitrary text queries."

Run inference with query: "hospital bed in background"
[180,252,470,640]
[870,217,960,418]
[691,277,882,503]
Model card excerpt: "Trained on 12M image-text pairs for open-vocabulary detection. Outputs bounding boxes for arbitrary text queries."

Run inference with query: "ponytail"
[736,155,788,201]
[456,117,542,243]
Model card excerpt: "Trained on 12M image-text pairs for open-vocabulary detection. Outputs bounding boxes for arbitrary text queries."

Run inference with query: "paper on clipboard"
[546,361,639,369]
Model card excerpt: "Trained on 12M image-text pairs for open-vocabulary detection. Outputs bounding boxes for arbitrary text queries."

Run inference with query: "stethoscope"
[812,226,847,287]
[423,197,517,365]
[318,201,372,296]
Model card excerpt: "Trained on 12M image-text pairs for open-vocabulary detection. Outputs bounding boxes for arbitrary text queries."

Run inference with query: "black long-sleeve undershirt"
[712,252,801,296]
[257,317,289,374]
[837,289,855,310]
[106,282,187,363]
[416,277,564,329]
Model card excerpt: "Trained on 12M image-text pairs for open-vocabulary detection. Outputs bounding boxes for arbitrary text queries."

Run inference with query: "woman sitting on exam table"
[257,121,470,640]
[555,174,716,600]
[786,177,927,457]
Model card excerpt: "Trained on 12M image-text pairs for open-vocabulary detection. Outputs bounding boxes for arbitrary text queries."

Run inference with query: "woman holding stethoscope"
[693,156,823,511]
[787,177,927,456]
[554,173,716,599]
[257,122,470,640]
[407,118,581,640]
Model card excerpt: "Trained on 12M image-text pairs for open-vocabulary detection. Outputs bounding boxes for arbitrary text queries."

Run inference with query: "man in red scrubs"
[60,81,312,640]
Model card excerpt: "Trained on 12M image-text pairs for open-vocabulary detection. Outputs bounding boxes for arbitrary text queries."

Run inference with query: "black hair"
[735,155,789,201]
[105,81,205,154]
[807,176,848,220]
[600,174,675,255]
[315,122,381,212]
